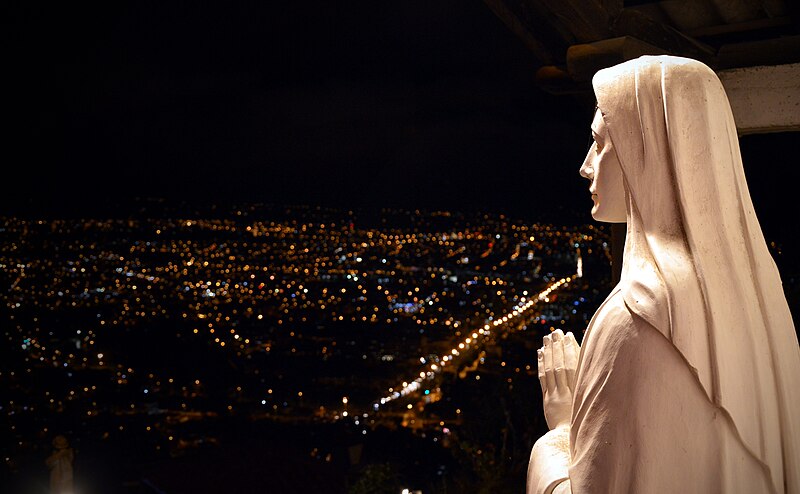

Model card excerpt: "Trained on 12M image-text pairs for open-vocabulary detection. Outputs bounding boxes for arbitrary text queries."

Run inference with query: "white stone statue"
[46,435,74,494]
[527,55,800,494]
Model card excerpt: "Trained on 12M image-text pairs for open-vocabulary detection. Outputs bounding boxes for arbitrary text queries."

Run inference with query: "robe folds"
[569,287,773,493]
[528,56,800,494]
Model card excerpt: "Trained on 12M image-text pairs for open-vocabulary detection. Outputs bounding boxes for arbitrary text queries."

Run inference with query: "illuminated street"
[1,204,611,491]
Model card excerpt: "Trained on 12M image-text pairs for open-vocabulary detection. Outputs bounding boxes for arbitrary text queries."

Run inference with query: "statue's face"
[579,110,626,223]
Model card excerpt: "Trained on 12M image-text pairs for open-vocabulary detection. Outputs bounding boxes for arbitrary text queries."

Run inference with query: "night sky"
[6,1,797,229]
[7,1,591,219]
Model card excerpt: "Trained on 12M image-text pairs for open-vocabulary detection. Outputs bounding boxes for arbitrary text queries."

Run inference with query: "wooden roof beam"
[718,63,800,134]
[684,15,793,38]
[717,35,800,68]
[531,0,616,44]
[611,8,716,60]
[483,0,555,64]
[566,36,669,81]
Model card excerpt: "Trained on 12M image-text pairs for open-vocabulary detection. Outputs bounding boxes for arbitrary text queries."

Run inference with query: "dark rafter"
[483,0,799,93]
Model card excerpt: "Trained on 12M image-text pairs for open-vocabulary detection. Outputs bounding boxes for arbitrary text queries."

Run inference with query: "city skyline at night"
[2,204,612,491]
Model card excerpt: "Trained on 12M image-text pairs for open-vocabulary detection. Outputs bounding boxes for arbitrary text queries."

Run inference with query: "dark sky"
[7,1,593,220]
[6,1,796,228]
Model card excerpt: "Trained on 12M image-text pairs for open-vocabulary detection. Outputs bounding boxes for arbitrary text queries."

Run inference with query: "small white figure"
[46,435,74,494]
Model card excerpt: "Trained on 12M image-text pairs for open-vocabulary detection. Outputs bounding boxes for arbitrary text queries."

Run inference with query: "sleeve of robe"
[568,290,775,494]
[527,425,570,494]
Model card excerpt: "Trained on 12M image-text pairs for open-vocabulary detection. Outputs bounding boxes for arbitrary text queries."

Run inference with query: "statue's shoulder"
[583,287,637,347]
[581,288,665,378]
[591,286,633,328]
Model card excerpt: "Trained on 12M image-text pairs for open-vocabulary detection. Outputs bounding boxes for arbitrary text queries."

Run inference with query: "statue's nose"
[580,143,595,179]
[579,159,593,180]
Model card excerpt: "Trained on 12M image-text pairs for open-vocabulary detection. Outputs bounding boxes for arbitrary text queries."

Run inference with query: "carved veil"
[593,56,800,493]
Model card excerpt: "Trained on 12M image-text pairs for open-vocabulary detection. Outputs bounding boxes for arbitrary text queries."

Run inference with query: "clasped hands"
[538,329,580,430]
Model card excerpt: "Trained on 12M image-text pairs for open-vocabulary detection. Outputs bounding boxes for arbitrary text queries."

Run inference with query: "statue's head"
[579,109,626,223]
[53,435,69,449]
[589,56,723,239]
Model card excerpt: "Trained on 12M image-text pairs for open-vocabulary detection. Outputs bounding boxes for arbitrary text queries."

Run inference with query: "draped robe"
[528,56,800,494]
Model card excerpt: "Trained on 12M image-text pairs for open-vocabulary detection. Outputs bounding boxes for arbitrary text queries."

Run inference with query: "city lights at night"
[1,204,611,492]
[5,1,797,492]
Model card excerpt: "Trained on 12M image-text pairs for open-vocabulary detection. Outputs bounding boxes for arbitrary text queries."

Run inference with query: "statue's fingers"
[564,332,580,391]
[552,330,568,390]
[537,349,546,393]
[564,332,580,363]
[566,331,580,352]
[543,334,555,391]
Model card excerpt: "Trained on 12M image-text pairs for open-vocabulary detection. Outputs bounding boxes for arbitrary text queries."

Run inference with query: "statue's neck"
[620,188,643,285]
[620,181,688,285]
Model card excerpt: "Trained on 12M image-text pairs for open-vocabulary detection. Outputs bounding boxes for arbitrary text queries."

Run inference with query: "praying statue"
[527,55,800,493]
[45,435,74,494]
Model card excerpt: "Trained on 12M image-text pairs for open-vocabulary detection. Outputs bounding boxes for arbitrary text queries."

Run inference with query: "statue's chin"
[591,210,626,223]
